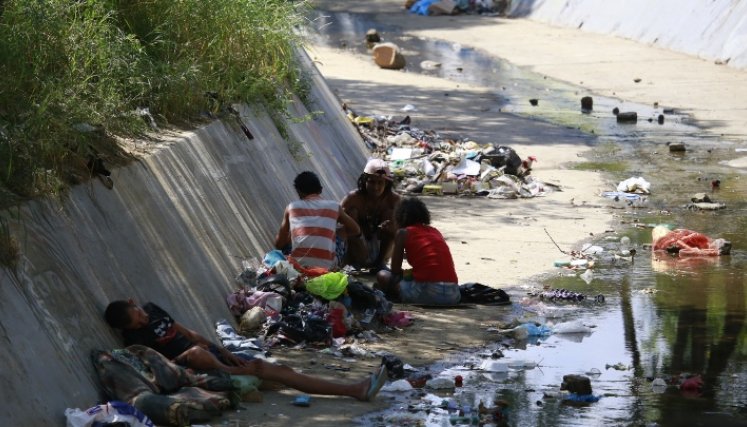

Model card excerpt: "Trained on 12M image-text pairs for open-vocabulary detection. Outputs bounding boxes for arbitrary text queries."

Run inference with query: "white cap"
[364,158,393,181]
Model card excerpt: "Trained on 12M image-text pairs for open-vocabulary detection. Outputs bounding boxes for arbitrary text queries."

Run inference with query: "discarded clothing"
[306,272,349,300]
[215,319,265,359]
[65,401,154,427]
[652,226,731,256]
[92,345,237,427]
[410,0,439,15]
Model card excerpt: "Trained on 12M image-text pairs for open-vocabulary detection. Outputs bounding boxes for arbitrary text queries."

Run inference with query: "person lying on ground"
[104,300,386,401]
[341,159,401,272]
[376,197,460,306]
[275,171,360,270]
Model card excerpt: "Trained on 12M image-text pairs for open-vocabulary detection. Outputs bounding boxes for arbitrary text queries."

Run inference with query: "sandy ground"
[226,2,747,426]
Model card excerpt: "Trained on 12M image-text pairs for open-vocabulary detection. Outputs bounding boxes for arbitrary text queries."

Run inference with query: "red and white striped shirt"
[288,198,340,269]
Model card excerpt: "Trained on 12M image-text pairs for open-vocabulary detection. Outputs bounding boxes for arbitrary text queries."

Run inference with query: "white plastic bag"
[616,177,651,194]
[553,320,593,334]
[274,260,300,281]
[65,401,154,427]
[382,379,414,392]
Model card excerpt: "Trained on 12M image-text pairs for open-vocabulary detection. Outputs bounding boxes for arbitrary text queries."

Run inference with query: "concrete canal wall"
[510,0,747,69]
[0,51,368,425]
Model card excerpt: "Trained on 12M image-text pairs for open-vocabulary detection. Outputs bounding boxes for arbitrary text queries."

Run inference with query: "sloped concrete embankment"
[510,0,747,69]
[0,52,367,426]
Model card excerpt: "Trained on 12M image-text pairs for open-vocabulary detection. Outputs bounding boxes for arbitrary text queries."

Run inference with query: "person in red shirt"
[376,198,460,305]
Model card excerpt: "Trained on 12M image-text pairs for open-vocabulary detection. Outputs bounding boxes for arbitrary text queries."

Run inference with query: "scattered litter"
[553,320,593,334]
[616,177,651,194]
[291,395,311,407]
[605,363,629,371]
[382,379,414,392]
[426,377,456,389]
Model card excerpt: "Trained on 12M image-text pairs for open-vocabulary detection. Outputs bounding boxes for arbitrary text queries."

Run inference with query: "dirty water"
[306,10,747,427]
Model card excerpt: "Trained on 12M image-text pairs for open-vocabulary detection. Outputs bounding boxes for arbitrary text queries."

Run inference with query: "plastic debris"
[381,379,414,392]
[616,177,651,194]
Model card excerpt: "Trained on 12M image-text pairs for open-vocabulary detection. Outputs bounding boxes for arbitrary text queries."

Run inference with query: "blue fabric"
[399,280,461,305]
[263,249,286,267]
[519,323,553,336]
[410,0,439,15]
[563,393,601,403]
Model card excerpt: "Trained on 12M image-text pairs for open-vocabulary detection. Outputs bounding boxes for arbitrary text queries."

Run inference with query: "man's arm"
[338,206,361,237]
[274,207,291,249]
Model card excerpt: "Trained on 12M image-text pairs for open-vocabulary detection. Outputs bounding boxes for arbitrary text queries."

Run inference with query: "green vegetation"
[0,0,309,204]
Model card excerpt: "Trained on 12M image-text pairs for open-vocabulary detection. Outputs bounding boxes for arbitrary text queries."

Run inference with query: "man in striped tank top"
[275,171,360,270]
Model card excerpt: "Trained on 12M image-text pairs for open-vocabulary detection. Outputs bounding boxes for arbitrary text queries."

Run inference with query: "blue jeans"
[399,280,461,305]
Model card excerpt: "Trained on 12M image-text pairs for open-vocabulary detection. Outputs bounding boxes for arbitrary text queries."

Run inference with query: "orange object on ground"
[652,227,729,256]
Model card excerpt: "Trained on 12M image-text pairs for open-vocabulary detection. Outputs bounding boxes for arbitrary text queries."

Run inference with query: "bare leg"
[176,347,374,400]
[376,270,401,300]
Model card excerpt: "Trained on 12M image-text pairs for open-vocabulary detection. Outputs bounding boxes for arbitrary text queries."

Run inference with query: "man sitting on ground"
[342,159,401,272]
[275,171,360,270]
[104,299,386,401]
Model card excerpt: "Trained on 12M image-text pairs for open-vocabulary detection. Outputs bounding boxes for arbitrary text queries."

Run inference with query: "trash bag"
[256,274,291,299]
[267,313,331,345]
[459,283,511,305]
[305,272,349,300]
[481,145,522,176]
[347,281,377,310]
[616,176,651,194]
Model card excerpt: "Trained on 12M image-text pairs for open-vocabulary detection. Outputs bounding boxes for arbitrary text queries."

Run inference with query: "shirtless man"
[342,159,401,271]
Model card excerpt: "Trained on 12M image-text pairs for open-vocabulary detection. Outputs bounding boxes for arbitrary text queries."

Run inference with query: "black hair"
[356,173,393,195]
[293,171,323,197]
[105,300,133,329]
[394,197,431,227]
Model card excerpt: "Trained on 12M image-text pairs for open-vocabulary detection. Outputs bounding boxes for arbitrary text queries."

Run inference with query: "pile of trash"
[407,0,508,16]
[224,253,411,352]
[346,105,555,199]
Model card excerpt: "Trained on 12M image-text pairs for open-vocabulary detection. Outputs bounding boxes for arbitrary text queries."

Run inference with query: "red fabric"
[404,225,458,283]
[653,229,720,256]
[287,256,328,278]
